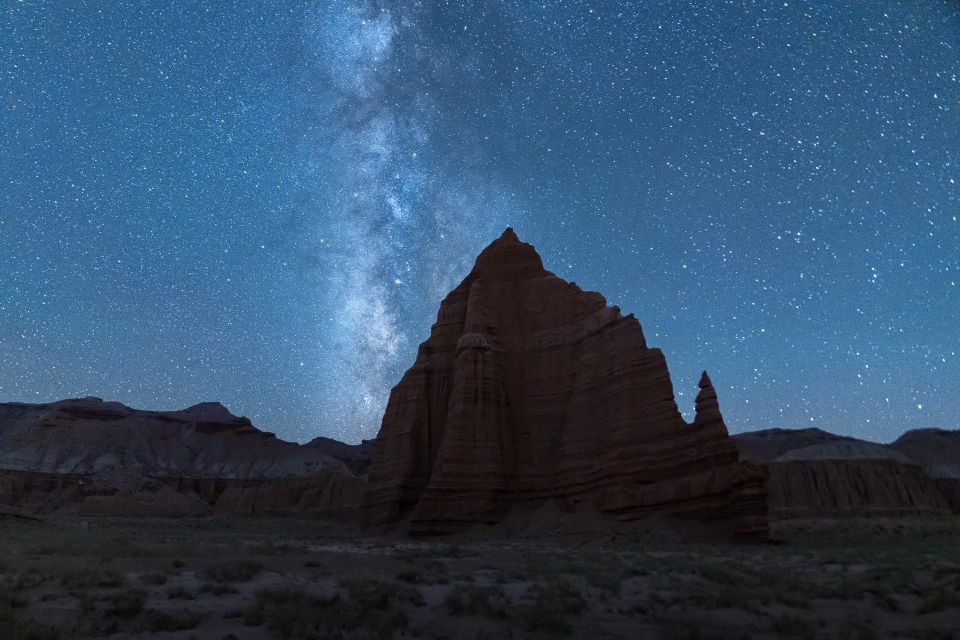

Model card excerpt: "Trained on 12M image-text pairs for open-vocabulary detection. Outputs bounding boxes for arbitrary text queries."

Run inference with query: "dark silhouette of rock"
[890,428,960,513]
[733,428,856,464]
[890,428,960,480]
[305,436,375,475]
[364,228,768,539]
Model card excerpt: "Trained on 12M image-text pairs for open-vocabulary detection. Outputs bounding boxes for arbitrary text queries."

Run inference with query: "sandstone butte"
[364,228,769,539]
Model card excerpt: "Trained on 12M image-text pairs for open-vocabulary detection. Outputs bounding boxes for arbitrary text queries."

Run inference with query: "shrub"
[142,609,203,632]
[14,569,48,591]
[106,589,146,619]
[60,569,123,591]
[773,613,816,639]
[204,559,262,583]
[0,616,59,640]
[341,578,391,610]
[525,581,586,637]
[345,577,424,608]
[445,584,507,617]
[247,587,410,639]
[165,585,197,600]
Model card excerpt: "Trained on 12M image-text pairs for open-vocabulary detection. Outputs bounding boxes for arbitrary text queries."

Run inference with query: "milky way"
[1,1,957,443]
[301,0,518,434]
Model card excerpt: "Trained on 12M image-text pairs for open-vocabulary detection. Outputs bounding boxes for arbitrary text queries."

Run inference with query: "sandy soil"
[1,515,959,639]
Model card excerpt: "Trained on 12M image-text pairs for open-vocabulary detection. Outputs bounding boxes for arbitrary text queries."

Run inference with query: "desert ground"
[1,515,959,640]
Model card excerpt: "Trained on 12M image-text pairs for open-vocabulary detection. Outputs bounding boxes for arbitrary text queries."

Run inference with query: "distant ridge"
[0,397,342,478]
[734,426,960,521]
[0,397,371,519]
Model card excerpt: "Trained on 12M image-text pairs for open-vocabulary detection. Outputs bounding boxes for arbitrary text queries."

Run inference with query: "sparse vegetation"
[60,569,123,591]
[165,584,197,600]
[445,584,507,616]
[773,613,816,639]
[141,608,204,632]
[13,569,48,592]
[341,577,424,609]
[105,588,146,619]
[204,559,262,583]
[0,615,59,640]
[919,585,960,613]
[525,580,587,636]
[1,518,959,639]
[242,585,416,639]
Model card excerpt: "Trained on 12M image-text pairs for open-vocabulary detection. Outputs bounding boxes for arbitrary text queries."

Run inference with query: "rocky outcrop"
[776,441,913,464]
[734,428,856,464]
[0,467,365,519]
[305,437,375,475]
[765,460,952,519]
[0,398,369,519]
[734,429,959,520]
[208,469,365,519]
[890,429,960,514]
[0,397,346,478]
[890,429,960,480]
[364,228,767,539]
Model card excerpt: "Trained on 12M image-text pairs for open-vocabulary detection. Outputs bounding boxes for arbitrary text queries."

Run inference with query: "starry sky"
[1,1,957,444]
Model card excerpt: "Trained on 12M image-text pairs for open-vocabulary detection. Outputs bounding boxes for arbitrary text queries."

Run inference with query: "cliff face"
[733,430,960,520]
[766,460,952,519]
[364,228,768,539]
[0,467,364,519]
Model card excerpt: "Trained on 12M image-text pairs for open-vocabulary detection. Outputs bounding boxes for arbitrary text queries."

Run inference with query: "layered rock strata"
[0,398,368,519]
[364,228,768,539]
[0,398,345,477]
[734,429,959,519]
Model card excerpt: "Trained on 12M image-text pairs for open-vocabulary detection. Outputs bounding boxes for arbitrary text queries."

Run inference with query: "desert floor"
[1,516,959,639]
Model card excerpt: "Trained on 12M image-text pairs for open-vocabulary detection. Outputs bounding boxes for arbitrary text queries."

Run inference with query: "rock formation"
[0,397,346,477]
[890,428,960,480]
[0,398,368,518]
[733,428,856,464]
[890,428,960,513]
[364,228,768,539]
[304,436,376,475]
[733,428,960,520]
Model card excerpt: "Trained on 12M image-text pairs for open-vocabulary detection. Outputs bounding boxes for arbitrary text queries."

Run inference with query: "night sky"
[2,1,957,444]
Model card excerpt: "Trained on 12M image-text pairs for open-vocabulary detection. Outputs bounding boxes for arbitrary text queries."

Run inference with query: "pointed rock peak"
[694,371,723,426]
[698,371,713,389]
[499,227,519,243]
[471,227,545,279]
[483,226,524,251]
